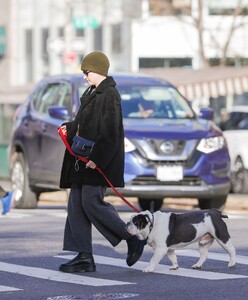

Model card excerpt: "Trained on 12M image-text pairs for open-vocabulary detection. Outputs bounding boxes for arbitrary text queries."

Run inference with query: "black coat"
[59,76,125,188]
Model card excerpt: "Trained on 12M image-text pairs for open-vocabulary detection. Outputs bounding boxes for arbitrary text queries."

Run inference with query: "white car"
[222,106,248,193]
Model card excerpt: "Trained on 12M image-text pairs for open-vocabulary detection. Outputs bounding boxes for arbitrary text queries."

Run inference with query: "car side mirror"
[48,106,71,120]
[199,107,214,120]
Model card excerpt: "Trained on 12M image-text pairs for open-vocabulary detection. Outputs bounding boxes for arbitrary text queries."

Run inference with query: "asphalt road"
[0,207,248,300]
[0,184,248,300]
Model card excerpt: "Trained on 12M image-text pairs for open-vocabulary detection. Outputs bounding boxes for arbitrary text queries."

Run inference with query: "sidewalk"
[1,179,248,212]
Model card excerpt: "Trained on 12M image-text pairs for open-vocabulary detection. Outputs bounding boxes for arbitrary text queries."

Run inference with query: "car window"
[238,118,248,129]
[220,111,248,130]
[119,85,194,119]
[30,85,45,111]
[35,84,61,114]
[78,86,88,99]
[56,83,72,116]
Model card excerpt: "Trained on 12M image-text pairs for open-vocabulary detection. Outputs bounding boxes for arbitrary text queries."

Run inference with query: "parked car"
[9,73,230,211]
[222,106,248,194]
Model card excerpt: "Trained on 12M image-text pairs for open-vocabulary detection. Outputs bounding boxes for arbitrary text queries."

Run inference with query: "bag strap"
[58,127,140,213]
[76,124,79,136]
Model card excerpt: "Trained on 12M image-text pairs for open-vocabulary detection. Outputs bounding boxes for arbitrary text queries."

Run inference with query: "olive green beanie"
[81,51,110,76]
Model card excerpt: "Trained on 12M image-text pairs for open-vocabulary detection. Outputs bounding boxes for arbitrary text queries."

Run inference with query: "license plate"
[156,165,183,181]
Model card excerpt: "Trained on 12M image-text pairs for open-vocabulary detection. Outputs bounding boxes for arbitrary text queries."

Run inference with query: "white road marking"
[177,249,248,265]
[0,212,32,219]
[0,285,22,292]
[0,262,134,287]
[55,254,248,281]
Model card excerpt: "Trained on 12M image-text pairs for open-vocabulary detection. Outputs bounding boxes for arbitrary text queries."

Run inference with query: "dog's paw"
[192,264,202,270]
[228,261,236,268]
[169,265,179,270]
[143,266,155,273]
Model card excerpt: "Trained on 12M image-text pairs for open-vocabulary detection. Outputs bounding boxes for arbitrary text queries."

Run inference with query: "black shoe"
[126,236,147,267]
[59,252,96,273]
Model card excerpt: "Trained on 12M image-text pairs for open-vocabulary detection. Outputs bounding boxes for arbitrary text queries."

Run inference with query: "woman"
[59,51,146,273]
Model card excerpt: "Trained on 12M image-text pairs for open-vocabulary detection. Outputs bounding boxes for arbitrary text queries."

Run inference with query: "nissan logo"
[160,141,174,154]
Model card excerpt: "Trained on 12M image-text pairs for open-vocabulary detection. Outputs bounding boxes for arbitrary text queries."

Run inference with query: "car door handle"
[41,123,47,132]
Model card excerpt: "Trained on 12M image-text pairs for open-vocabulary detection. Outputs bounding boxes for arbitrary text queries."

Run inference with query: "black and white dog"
[127,209,236,272]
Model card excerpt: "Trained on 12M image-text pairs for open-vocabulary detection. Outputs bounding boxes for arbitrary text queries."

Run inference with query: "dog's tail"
[221,213,228,218]
[214,209,228,218]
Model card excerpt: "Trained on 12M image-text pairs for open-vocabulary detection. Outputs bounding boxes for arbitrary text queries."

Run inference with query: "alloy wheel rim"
[233,159,244,193]
[11,161,24,202]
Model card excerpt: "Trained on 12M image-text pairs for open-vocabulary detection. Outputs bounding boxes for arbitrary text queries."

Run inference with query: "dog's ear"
[144,214,151,224]
[150,201,155,213]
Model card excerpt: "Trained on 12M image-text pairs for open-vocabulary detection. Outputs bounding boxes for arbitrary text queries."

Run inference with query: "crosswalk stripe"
[95,255,247,280]
[0,285,22,292]
[56,255,248,281]
[0,262,134,287]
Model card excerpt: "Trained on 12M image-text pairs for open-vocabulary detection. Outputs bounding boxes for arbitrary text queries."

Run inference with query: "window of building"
[0,26,6,58]
[148,0,191,16]
[94,26,103,51]
[139,57,192,68]
[25,29,33,81]
[42,28,49,64]
[112,23,121,54]
[58,27,64,37]
[75,28,85,37]
[209,57,248,67]
[208,0,248,15]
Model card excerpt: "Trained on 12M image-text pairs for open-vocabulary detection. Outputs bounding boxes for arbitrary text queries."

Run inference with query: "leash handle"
[58,127,140,213]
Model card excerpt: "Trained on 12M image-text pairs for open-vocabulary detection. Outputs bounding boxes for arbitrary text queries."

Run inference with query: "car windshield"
[118,85,194,119]
[78,84,194,119]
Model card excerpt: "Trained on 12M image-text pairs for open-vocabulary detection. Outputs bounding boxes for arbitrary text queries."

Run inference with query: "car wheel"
[198,196,227,211]
[11,152,38,209]
[231,157,248,194]
[138,198,163,211]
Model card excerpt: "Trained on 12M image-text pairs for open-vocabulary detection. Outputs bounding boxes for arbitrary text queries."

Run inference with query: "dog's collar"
[149,213,154,232]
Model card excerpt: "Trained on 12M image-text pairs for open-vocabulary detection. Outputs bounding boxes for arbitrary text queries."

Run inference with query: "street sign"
[72,16,99,29]
[0,26,6,56]
[63,52,77,64]
[47,38,85,54]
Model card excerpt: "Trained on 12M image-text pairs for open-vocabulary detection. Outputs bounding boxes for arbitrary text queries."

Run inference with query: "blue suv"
[9,73,230,211]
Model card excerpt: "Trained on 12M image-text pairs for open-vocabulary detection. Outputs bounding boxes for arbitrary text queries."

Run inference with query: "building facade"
[1,0,248,87]
[1,0,248,177]
[0,0,143,86]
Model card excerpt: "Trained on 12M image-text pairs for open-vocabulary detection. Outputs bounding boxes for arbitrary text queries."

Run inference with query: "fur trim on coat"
[59,76,125,188]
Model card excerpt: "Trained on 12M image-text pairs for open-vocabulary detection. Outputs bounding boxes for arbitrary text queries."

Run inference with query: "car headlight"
[197,136,225,154]
[124,137,136,152]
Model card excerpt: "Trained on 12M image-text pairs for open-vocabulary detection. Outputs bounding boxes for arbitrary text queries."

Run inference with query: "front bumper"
[106,181,230,199]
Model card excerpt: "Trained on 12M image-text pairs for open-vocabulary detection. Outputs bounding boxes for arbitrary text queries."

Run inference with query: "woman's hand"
[86,160,97,169]
[60,125,67,134]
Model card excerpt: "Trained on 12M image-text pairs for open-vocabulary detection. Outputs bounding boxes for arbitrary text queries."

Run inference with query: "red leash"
[58,127,140,213]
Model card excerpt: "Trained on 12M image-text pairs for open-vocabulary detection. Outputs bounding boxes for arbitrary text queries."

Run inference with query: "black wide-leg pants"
[63,184,130,253]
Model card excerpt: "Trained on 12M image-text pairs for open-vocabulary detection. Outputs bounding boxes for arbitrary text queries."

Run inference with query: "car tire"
[198,196,227,211]
[11,152,38,209]
[138,198,163,211]
[231,157,248,194]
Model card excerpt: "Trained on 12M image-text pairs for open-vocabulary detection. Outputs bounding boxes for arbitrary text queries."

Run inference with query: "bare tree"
[148,0,248,68]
